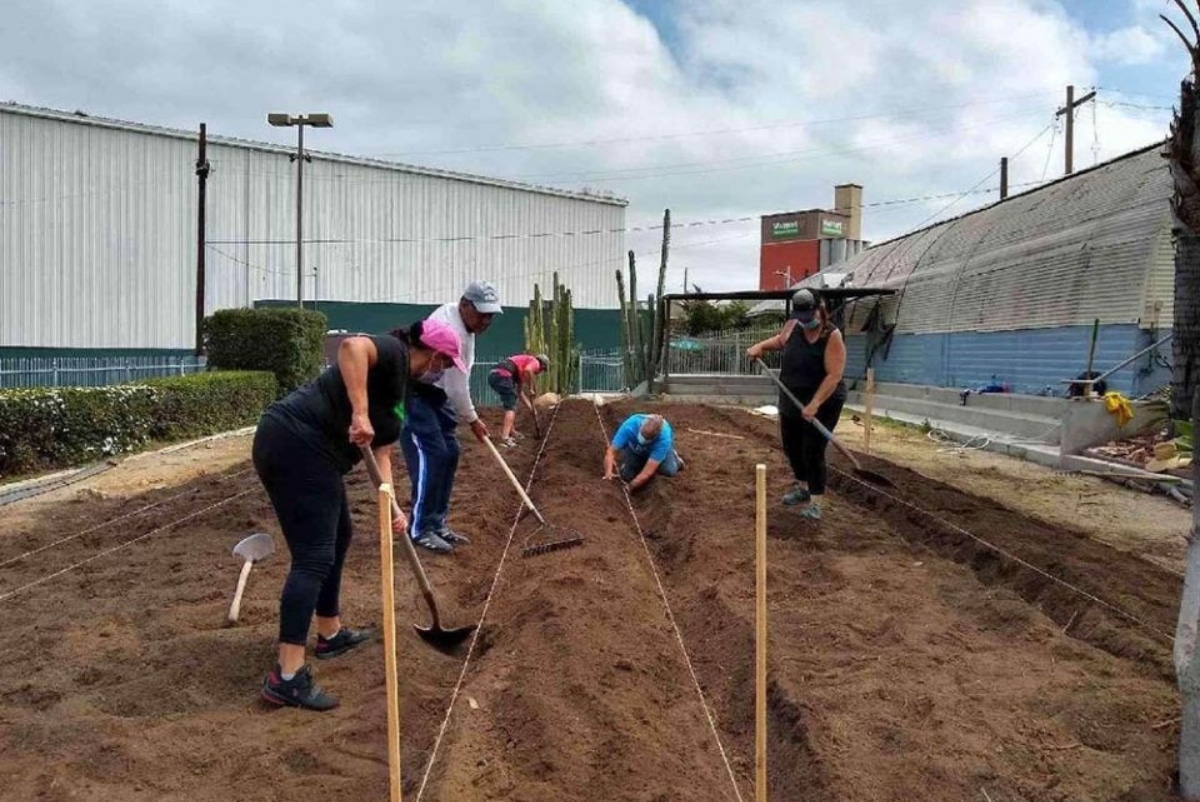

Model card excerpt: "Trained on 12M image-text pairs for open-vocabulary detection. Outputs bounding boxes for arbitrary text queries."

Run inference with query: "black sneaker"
[412,530,454,554]
[315,627,375,660]
[262,665,339,711]
[438,528,471,545]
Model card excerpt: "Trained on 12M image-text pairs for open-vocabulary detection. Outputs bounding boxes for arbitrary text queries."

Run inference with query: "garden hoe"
[224,532,275,627]
[529,401,544,440]
[755,358,896,488]
[482,437,584,557]
[360,447,476,652]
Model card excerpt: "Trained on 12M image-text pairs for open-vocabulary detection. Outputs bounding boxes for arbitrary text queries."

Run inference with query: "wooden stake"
[379,483,402,802]
[755,463,767,802]
[864,368,875,456]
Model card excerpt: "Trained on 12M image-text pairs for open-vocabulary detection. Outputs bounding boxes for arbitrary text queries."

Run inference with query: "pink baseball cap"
[417,319,467,372]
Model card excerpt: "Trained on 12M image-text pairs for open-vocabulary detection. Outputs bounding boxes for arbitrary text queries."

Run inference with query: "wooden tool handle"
[360,447,441,619]
[755,358,862,472]
[755,463,768,802]
[378,483,403,802]
[225,559,254,625]
[482,436,546,525]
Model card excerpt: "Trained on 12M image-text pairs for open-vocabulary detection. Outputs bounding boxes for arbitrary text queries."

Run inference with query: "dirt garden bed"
[0,400,1186,801]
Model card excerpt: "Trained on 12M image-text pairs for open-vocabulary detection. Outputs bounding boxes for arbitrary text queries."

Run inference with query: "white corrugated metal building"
[756,142,1175,395]
[0,103,627,353]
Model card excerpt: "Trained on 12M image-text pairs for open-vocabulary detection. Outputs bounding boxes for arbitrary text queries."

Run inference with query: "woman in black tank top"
[746,289,847,521]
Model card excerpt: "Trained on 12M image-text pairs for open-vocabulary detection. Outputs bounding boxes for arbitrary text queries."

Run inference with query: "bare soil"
[0,401,1184,801]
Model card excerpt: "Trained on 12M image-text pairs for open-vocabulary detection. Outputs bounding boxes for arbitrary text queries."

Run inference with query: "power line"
[1041,118,1060,182]
[1100,100,1175,112]
[371,91,1062,157]
[910,119,1056,231]
[507,110,1054,183]
[199,109,1054,190]
[205,180,1047,249]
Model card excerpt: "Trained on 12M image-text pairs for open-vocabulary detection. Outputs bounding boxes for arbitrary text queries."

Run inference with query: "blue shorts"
[488,370,519,410]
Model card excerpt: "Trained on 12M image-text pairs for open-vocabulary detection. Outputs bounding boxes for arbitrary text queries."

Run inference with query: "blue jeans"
[399,393,460,535]
[618,445,680,483]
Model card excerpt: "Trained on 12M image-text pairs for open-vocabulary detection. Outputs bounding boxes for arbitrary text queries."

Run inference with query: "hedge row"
[205,307,327,397]
[0,371,276,477]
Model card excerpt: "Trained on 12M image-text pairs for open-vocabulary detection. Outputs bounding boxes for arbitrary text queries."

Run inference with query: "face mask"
[800,317,821,331]
[417,369,444,385]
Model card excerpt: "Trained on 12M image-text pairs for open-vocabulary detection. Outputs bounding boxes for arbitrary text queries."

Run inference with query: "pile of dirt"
[0,401,1186,801]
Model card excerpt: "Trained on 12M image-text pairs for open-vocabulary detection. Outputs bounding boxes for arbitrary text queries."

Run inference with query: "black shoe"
[412,530,454,554]
[438,528,471,546]
[315,627,374,660]
[262,664,339,711]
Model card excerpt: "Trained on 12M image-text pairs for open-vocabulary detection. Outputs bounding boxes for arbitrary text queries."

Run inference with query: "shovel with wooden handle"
[224,532,275,627]
[359,446,476,651]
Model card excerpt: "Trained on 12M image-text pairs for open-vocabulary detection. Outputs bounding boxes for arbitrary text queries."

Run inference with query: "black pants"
[252,414,353,647]
[779,395,845,496]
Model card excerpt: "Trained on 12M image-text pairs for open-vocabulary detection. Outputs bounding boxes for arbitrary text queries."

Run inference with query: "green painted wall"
[255,300,625,358]
[0,302,625,364]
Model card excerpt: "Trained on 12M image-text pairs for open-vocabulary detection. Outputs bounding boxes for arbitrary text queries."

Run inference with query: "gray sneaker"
[438,528,471,545]
[782,485,811,506]
[411,530,454,554]
[799,503,822,521]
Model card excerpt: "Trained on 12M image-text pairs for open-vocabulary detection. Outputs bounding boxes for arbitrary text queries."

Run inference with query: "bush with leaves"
[0,371,276,478]
[205,307,327,397]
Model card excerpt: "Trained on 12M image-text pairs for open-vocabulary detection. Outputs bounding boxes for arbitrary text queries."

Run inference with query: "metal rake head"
[521,536,585,558]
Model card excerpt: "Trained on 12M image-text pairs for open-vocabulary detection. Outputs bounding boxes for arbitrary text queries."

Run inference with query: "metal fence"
[471,351,629,403]
[0,355,208,389]
[663,324,783,376]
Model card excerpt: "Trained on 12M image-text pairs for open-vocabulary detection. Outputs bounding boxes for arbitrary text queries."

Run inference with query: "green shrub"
[205,307,327,397]
[142,371,277,441]
[0,371,276,478]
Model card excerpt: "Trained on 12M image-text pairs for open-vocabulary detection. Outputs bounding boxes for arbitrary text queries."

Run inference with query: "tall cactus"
[616,268,635,389]
[524,274,577,395]
[614,211,672,394]
[646,209,671,394]
[628,251,642,384]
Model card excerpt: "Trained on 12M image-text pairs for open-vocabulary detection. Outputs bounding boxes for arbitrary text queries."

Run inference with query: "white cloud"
[0,0,1180,295]
[1092,24,1168,65]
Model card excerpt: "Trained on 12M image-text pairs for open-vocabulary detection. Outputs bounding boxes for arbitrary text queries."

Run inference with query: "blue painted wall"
[843,324,1171,397]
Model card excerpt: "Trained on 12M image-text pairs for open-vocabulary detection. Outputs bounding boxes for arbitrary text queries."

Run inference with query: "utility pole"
[294,123,306,308]
[1000,157,1009,200]
[195,123,210,355]
[683,266,689,293]
[1056,85,1096,176]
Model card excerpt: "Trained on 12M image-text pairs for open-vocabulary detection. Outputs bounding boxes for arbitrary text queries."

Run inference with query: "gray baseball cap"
[792,288,817,310]
[462,280,503,314]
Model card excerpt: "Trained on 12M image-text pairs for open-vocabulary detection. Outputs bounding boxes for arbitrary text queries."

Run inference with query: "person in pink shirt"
[487,353,549,446]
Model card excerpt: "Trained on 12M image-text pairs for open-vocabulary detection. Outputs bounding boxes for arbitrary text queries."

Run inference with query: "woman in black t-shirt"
[747,289,847,522]
[253,319,465,711]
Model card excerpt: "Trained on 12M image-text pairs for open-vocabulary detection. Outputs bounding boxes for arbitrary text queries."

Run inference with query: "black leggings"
[779,396,845,496]
[252,415,353,646]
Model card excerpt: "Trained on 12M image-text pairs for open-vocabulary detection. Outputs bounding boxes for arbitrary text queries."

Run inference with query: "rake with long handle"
[481,437,584,557]
[755,358,895,488]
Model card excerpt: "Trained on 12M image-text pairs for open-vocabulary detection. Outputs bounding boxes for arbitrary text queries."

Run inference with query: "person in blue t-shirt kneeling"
[603,413,684,491]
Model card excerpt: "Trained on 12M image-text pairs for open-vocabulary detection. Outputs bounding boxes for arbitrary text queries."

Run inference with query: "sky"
[0,0,1193,294]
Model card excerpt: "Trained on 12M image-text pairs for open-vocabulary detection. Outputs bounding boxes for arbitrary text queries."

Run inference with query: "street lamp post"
[773,267,793,290]
[267,112,333,307]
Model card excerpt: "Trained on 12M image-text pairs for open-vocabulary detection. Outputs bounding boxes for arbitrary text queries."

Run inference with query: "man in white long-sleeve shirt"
[400,281,500,553]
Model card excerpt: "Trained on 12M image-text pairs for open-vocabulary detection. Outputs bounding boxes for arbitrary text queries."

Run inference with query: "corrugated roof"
[0,102,628,207]
[752,142,1173,333]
